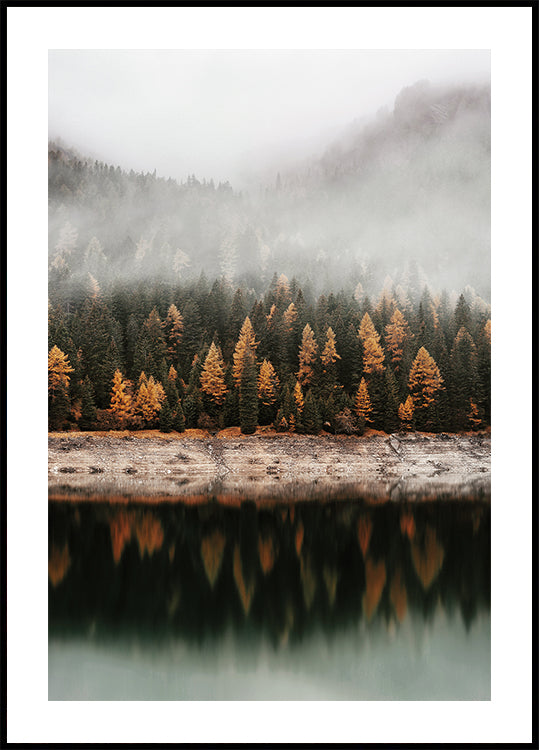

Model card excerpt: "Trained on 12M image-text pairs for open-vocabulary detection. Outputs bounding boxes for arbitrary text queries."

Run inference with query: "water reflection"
[49,497,490,645]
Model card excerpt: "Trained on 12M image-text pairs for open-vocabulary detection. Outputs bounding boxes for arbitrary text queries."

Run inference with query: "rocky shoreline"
[48,429,491,504]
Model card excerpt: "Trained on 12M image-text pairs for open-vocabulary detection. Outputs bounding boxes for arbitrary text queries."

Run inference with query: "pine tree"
[233,316,258,387]
[109,369,134,427]
[48,345,74,393]
[79,375,97,430]
[449,327,478,430]
[297,323,318,388]
[48,346,74,431]
[134,373,165,427]
[239,348,258,434]
[354,377,373,426]
[159,397,174,433]
[293,380,305,414]
[385,308,412,371]
[300,391,321,434]
[257,359,280,425]
[383,367,401,433]
[358,313,385,375]
[173,400,186,432]
[398,396,415,430]
[200,342,228,406]
[162,303,184,366]
[408,347,444,429]
[320,326,341,396]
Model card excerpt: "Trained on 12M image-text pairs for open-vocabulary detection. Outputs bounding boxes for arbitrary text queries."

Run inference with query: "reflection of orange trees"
[233,545,256,615]
[136,513,164,558]
[300,554,317,610]
[201,530,226,588]
[411,525,445,590]
[49,542,71,587]
[295,521,304,557]
[357,515,373,557]
[323,565,338,608]
[109,510,164,563]
[110,511,133,563]
[400,511,416,540]
[390,567,408,622]
[362,558,386,621]
[258,534,276,575]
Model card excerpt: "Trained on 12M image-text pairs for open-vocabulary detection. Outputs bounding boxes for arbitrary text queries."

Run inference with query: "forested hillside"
[49,80,490,297]
[48,80,490,435]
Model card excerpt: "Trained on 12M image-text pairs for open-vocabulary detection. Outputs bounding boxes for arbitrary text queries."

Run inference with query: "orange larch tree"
[200,341,228,406]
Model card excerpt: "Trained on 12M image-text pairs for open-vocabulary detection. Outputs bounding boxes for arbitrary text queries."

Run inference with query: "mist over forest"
[49,80,491,301]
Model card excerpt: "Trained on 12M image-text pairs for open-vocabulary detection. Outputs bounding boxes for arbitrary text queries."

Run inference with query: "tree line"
[48,273,490,435]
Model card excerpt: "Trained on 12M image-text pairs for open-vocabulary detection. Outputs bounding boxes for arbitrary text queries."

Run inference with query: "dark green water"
[48,495,490,700]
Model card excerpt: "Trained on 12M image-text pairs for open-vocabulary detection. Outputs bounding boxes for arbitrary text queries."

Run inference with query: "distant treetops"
[48,275,490,435]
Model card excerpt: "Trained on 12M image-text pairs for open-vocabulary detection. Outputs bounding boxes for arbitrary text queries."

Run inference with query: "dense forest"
[48,273,490,435]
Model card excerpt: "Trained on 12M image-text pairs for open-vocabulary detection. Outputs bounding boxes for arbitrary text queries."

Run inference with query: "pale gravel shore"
[48,430,490,503]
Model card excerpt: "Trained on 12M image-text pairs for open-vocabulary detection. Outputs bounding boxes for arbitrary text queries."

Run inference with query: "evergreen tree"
[320,326,341,396]
[162,303,184,367]
[232,316,258,387]
[398,395,415,430]
[300,391,321,434]
[79,375,97,430]
[449,327,478,430]
[354,378,373,427]
[239,348,258,434]
[159,397,174,433]
[257,359,280,425]
[383,367,401,433]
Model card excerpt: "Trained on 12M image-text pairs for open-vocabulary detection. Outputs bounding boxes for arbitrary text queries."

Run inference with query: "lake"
[48,493,490,700]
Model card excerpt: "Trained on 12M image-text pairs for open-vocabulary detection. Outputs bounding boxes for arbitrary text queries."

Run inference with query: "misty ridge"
[49,79,490,302]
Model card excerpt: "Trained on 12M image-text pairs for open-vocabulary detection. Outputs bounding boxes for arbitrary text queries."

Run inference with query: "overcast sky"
[49,49,490,186]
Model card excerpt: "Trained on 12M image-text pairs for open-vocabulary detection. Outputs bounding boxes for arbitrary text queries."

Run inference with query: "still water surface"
[48,494,490,700]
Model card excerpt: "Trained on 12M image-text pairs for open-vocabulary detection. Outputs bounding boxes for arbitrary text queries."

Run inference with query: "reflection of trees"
[362,558,386,621]
[201,530,226,588]
[410,525,445,590]
[48,542,71,587]
[49,497,490,643]
[109,510,164,563]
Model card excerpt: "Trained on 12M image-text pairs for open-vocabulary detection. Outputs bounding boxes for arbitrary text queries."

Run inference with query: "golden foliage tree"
[320,326,341,395]
[408,346,444,412]
[297,323,318,388]
[354,377,373,424]
[385,308,411,368]
[232,316,258,387]
[293,380,305,414]
[109,369,134,426]
[257,359,280,406]
[200,341,228,406]
[358,313,385,375]
[398,395,415,429]
[134,371,166,425]
[283,302,298,332]
[48,345,74,393]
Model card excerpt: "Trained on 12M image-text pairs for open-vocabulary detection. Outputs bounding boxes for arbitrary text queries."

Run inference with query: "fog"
[49,51,491,297]
[49,50,490,186]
